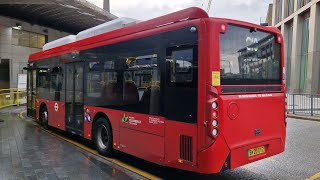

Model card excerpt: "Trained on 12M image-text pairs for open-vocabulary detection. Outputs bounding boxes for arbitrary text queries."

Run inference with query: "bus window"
[124,54,160,115]
[37,68,50,99]
[169,49,193,83]
[51,66,64,101]
[85,60,117,102]
[220,25,281,85]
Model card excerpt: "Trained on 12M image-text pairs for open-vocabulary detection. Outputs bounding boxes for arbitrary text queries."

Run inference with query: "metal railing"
[0,88,27,109]
[287,93,320,117]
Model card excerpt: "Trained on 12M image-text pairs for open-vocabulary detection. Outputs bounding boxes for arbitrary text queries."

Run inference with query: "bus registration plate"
[247,146,265,157]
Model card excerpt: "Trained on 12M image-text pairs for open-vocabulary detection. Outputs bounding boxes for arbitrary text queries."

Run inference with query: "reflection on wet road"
[0,114,145,180]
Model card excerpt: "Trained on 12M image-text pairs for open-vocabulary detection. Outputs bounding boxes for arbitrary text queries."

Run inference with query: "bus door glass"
[27,69,37,118]
[164,46,198,123]
[65,62,84,134]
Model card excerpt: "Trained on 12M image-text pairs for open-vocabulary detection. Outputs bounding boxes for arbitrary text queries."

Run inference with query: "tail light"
[284,95,288,126]
[212,110,218,119]
[204,85,220,148]
[207,99,219,138]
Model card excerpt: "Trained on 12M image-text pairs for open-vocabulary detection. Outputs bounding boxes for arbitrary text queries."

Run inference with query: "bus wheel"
[40,106,49,130]
[93,118,113,157]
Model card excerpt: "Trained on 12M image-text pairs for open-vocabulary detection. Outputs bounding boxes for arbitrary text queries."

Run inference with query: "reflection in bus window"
[86,60,117,99]
[84,53,160,115]
[167,49,193,83]
[124,54,160,115]
[220,25,281,85]
[51,67,63,101]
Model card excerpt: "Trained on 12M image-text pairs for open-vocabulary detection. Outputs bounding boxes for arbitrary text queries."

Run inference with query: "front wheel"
[40,106,49,130]
[93,118,113,156]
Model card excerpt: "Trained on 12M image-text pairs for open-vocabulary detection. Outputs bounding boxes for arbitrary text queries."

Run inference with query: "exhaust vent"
[180,135,193,162]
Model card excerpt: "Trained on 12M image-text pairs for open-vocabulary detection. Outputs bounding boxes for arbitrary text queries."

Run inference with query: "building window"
[299,15,310,91]
[285,0,294,17]
[298,0,311,9]
[275,0,283,24]
[12,29,48,49]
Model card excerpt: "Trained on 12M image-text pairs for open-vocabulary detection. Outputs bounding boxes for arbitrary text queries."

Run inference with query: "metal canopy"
[0,0,117,34]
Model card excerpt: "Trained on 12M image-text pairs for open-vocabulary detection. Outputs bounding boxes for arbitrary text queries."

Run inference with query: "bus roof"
[29,7,280,62]
[29,7,208,62]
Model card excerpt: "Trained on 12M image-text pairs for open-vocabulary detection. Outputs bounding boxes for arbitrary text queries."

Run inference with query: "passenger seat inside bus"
[123,81,139,105]
[141,84,160,115]
[103,82,118,104]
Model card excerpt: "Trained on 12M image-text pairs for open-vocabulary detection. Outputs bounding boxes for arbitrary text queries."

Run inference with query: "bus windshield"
[220,25,281,85]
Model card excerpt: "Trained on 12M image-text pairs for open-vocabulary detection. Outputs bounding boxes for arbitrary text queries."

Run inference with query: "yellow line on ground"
[18,112,161,180]
[18,110,27,119]
[305,172,320,180]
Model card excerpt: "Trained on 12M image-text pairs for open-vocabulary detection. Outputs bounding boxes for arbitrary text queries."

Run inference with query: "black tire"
[40,106,49,130]
[93,118,113,156]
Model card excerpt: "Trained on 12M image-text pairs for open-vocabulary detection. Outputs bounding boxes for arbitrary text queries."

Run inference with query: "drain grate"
[0,119,4,122]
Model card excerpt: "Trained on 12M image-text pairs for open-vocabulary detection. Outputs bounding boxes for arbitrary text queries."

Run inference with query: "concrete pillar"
[272,0,276,25]
[103,0,110,12]
[289,15,303,93]
[294,0,299,12]
[281,0,286,20]
[306,3,320,93]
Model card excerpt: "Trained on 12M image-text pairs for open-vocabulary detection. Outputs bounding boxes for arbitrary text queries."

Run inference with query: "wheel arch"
[39,102,47,115]
[92,112,112,133]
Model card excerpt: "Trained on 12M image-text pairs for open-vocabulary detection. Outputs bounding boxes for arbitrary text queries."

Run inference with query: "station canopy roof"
[0,0,117,34]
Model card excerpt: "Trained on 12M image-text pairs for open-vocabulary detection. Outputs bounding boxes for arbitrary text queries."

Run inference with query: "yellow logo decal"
[212,71,220,86]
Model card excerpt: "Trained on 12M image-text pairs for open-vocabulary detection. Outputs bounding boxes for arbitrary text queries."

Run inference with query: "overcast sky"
[87,0,272,24]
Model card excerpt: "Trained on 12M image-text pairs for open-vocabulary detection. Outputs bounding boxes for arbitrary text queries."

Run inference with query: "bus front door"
[27,69,37,118]
[65,62,84,135]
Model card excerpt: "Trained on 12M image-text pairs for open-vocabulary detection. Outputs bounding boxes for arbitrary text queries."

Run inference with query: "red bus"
[27,7,286,174]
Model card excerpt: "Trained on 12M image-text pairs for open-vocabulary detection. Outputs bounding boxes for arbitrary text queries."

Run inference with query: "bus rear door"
[65,62,84,135]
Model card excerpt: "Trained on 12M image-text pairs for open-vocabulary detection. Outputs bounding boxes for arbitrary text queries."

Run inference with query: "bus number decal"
[212,71,220,86]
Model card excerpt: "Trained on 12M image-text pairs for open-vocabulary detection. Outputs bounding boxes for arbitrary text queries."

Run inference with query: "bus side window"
[51,66,63,101]
[166,47,197,87]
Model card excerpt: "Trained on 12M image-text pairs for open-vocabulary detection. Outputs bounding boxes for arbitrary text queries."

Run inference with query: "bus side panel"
[117,111,165,165]
[83,106,121,143]
[164,120,197,172]
[197,135,230,174]
[36,99,65,131]
[119,127,165,165]
[46,100,65,131]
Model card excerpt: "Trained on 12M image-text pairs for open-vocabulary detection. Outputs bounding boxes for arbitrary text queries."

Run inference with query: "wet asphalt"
[0,111,319,180]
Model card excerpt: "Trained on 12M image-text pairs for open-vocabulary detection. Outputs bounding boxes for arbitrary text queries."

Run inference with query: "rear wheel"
[93,118,113,156]
[40,106,49,130]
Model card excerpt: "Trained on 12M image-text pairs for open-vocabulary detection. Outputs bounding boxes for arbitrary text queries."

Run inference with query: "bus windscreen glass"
[220,25,281,85]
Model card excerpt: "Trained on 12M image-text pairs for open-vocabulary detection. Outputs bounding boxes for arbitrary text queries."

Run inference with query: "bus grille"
[180,135,193,162]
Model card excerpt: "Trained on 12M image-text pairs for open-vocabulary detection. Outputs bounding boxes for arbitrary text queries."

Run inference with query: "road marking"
[306,172,320,180]
[18,113,161,180]
[18,110,27,119]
